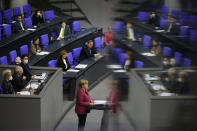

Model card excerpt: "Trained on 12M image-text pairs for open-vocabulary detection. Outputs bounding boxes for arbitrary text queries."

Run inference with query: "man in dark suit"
[79,40,100,61]
[11,66,27,92]
[20,55,33,82]
[166,17,179,35]
[13,15,27,33]
[32,10,45,26]
[57,21,71,40]
[148,11,159,27]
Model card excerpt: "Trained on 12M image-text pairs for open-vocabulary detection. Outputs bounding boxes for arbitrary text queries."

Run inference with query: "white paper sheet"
[17,91,30,95]
[151,84,166,91]
[141,52,156,56]
[67,69,80,72]
[26,82,40,89]
[27,28,36,31]
[75,64,88,69]
[34,73,47,80]
[144,74,158,81]
[113,69,126,73]
[36,51,50,55]
[155,30,165,32]
[159,93,174,96]
[106,64,122,69]
[94,100,107,105]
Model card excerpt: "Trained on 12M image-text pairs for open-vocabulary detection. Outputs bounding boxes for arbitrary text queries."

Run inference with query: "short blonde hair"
[60,50,67,56]
[15,66,23,73]
[2,69,12,80]
[79,79,88,88]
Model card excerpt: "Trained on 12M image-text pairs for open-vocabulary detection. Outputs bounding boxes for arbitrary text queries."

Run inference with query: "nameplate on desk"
[106,64,122,69]
[75,64,88,69]
[142,52,156,56]
[17,91,30,95]
[36,51,50,55]
[113,69,126,73]
[67,69,80,72]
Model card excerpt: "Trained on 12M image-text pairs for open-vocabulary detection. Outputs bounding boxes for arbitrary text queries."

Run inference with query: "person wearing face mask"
[162,57,170,71]
[32,10,44,26]
[174,72,190,94]
[2,69,14,94]
[148,11,159,27]
[20,55,34,82]
[12,66,27,92]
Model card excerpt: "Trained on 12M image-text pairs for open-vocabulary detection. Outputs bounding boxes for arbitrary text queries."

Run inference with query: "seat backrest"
[94,37,102,52]
[174,52,182,66]
[171,9,180,19]
[24,17,32,28]
[44,10,55,21]
[113,21,124,33]
[72,47,82,60]
[9,50,17,64]
[160,6,169,16]
[163,46,172,57]
[134,60,144,68]
[3,24,12,38]
[189,15,197,27]
[112,48,123,60]
[182,58,191,67]
[40,34,49,48]
[180,12,189,25]
[3,9,12,23]
[179,26,189,37]
[143,35,152,49]
[48,60,57,67]
[138,11,149,22]
[13,7,22,20]
[23,4,31,18]
[72,21,81,34]
[20,45,28,56]
[160,18,169,29]
[0,86,3,94]
[118,53,126,66]
[0,56,8,65]
[67,52,73,65]
[0,12,2,25]
[189,29,197,43]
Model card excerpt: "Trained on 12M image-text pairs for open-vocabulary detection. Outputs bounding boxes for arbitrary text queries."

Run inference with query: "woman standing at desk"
[57,50,70,72]
[75,79,94,131]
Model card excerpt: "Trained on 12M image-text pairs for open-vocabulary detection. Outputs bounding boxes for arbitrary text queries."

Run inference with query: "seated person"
[79,40,100,61]
[124,51,134,71]
[57,21,71,40]
[11,66,27,92]
[32,10,44,26]
[57,50,71,72]
[150,39,161,55]
[2,69,14,94]
[169,58,176,68]
[29,36,42,56]
[166,17,179,35]
[124,22,136,41]
[104,26,114,47]
[162,57,171,71]
[148,11,159,27]
[13,15,27,33]
[20,55,34,82]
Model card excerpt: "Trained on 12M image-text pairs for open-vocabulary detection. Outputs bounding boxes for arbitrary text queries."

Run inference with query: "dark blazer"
[57,57,71,72]
[32,13,44,26]
[20,63,32,82]
[2,80,14,94]
[57,25,71,39]
[148,15,159,27]
[166,22,179,35]
[11,73,27,92]
[13,21,27,33]
[75,88,91,114]
[79,45,97,61]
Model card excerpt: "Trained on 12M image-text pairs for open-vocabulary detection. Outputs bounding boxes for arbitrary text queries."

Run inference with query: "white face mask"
[152,14,156,17]
[163,61,169,65]
[37,13,41,16]
[9,76,13,81]
[24,60,28,64]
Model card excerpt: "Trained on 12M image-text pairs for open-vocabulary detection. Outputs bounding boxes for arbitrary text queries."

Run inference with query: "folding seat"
[160,6,169,17]
[20,45,28,56]
[113,21,124,33]
[13,7,22,21]
[182,58,191,67]
[174,52,182,66]
[24,17,32,28]
[189,15,197,27]
[72,47,82,65]
[48,60,57,67]
[112,48,123,61]
[3,24,12,38]
[189,29,197,43]
[44,10,55,22]
[134,60,144,68]
[142,35,152,49]
[160,18,169,29]
[171,9,180,19]
[23,4,31,18]
[163,46,172,57]
[138,11,149,22]
[72,21,81,34]
[94,37,102,52]
[9,50,17,65]
[0,56,8,65]
[0,12,3,25]
[40,34,49,49]
[118,53,126,67]
[0,86,3,94]
[66,52,75,68]
[179,26,189,38]
[180,12,189,25]
[3,9,13,24]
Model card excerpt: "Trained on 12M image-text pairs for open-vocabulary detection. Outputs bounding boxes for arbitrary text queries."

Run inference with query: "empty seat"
[113,21,124,33]
[40,34,49,49]
[24,17,32,28]
[72,21,81,34]
[160,6,169,17]
[160,18,169,29]
[48,60,57,67]
[44,10,55,22]
[67,52,75,68]
[189,15,197,27]
[189,29,197,43]
[3,9,13,24]
[0,56,8,65]
[72,47,82,65]
[0,86,3,94]
[180,12,189,25]
[3,24,12,38]
[9,50,17,65]
[163,46,172,57]
[179,26,189,38]
[20,45,28,56]
[138,11,149,22]
[142,35,152,49]
[112,48,123,61]
[134,60,144,68]
[174,52,182,66]
[23,4,31,18]
[182,58,191,67]
[118,53,126,66]
[171,9,180,19]
[94,37,102,52]
[13,7,22,21]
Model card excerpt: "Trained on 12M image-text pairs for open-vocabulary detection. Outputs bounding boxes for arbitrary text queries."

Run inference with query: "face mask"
[9,76,13,81]
[37,13,41,16]
[163,61,169,65]
[152,14,156,17]
[24,60,28,64]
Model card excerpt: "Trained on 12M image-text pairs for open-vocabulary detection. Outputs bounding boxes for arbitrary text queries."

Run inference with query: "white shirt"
[128,28,136,40]
[167,23,172,32]
[57,27,65,40]
[20,22,24,30]
[63,59,67,69]
[124,60,131,70]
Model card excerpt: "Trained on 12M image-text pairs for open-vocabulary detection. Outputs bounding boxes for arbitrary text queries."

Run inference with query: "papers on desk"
[113,69,126,73]
[141,52,156,56]
[67,69,80,72]
[94,100,107,105]
[26,82,40,89]
[106,64,122,69]
[75,64,88,69]
[159,92,174,96]
[155,30,165,32]
[150,83,166,91]
[36,51,50,55]
[144,74,158,81]
[34,72,47,80]
[17,91,30,95]
[27,28,36,31]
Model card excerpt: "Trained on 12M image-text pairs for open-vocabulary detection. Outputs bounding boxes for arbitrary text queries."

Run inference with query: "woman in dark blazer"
[2,69,14,94]
[57,50,71,72]
[75,79,94,131]
[124,51,134,71]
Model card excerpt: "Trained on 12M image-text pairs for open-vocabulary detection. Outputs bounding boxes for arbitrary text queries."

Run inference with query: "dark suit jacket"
[11,73,27,92]
[2,80,14,94]
[32,14,44,26]
[166,22,179,35]
[57,57,71,72]
[79,45,97,61]
[148,15,159,27]
[57,25,71,39]
[20,63,32,82]
[14,21,27,33]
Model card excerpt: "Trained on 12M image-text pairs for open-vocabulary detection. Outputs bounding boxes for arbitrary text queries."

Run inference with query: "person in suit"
[104,26,114,47]
[124,51,134,71]
[75,79,94,131]
[11,66,27,92]
[150,39,161,55]
[29,36,42,56]
[124,22,136,41]
[79,40,100,61]
[57,21,71,40]
[32,10,44,26]
[161,57,171,71]
[57,50,71,72]
[148,11,159,27]
[13,15,27,33]
[166,17,179,35]
[2,69,14,94]
[20,55,33,82]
